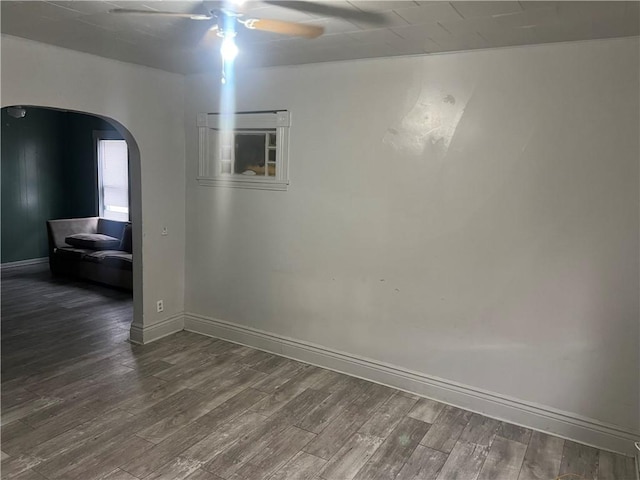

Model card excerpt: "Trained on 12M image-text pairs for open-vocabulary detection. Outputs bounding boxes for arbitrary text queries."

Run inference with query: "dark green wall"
[1,108,122,263]
[1,108,67,263]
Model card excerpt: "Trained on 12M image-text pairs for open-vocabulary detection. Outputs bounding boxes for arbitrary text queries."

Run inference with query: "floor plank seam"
[3,266,634,480]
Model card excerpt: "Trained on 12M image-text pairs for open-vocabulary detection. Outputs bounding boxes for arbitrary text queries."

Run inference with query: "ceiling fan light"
[221,37,239,61]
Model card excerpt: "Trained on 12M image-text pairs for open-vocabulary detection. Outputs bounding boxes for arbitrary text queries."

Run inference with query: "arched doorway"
[1,105,143,337]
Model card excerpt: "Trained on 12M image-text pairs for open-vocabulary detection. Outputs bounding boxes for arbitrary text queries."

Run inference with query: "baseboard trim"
[184,312,639,456]
[130,313,184,345]
[1,257,48,269]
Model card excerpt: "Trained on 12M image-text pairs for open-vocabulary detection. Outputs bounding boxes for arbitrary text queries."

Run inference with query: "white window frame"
[94,130,129,221]
[197,110,290,191]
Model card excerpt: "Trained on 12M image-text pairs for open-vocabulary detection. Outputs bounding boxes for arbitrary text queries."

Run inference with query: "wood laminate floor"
[1,265,636,480]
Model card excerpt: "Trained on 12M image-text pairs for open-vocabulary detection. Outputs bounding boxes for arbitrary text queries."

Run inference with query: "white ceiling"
[1,1,639,74]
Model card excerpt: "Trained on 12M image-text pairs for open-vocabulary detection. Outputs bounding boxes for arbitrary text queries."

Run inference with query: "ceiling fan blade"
[244,18,324,38]
[109,8,212,20]
[261,1,387,25]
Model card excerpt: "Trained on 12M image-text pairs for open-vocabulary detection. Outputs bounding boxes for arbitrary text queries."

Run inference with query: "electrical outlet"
[161,227,168,236]
[156,300,164,313]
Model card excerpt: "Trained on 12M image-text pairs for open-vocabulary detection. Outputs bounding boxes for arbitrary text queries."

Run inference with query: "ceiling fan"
[112,7,318,43]
[110,1,387,49]
[110,1,387,81]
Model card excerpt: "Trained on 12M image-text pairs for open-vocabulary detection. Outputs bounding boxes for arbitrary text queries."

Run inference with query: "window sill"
[197,177,289,191]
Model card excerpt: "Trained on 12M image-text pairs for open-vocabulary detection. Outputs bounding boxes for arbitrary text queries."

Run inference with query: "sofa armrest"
[47,217,100,251]
[97,218,129,242]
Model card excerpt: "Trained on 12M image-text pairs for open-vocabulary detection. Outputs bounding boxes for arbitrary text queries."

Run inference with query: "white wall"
[1,35,186,336]
[184,37,639,440]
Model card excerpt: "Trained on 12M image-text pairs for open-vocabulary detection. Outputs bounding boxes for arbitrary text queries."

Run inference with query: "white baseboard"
[130,313,184,344]
[184,312,639,456]
[1,257,48,269]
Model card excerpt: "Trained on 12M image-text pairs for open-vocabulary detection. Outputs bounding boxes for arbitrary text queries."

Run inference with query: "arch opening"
[1,105,143,337]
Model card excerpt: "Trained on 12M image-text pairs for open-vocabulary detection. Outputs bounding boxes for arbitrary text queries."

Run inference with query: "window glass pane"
[267,149,276,177]
[104,207,129,222]
[268,133,277,147]
[101,141,127,186]
[103,186,128,206]
[235,133,270,176]
[221,145,233,162]
[98,139,129,221]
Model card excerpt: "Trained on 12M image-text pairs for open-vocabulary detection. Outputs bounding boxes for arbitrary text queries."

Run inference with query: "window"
[197,111,290,191]
[96,132,129,221]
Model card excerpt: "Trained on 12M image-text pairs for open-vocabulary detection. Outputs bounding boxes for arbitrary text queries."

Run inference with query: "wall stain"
[383,87,472,158]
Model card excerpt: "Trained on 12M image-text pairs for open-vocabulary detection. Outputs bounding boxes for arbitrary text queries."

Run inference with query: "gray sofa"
[46,217,132,290]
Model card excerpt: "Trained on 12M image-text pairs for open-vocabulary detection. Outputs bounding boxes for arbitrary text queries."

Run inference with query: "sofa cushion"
[55,247,92,260]
[65,233,121,250]
[102,252,133,271]
[120,224,132,253]
[84,250,132,271]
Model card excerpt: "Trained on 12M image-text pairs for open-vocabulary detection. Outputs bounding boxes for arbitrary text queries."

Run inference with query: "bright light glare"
[220,37,238,61]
